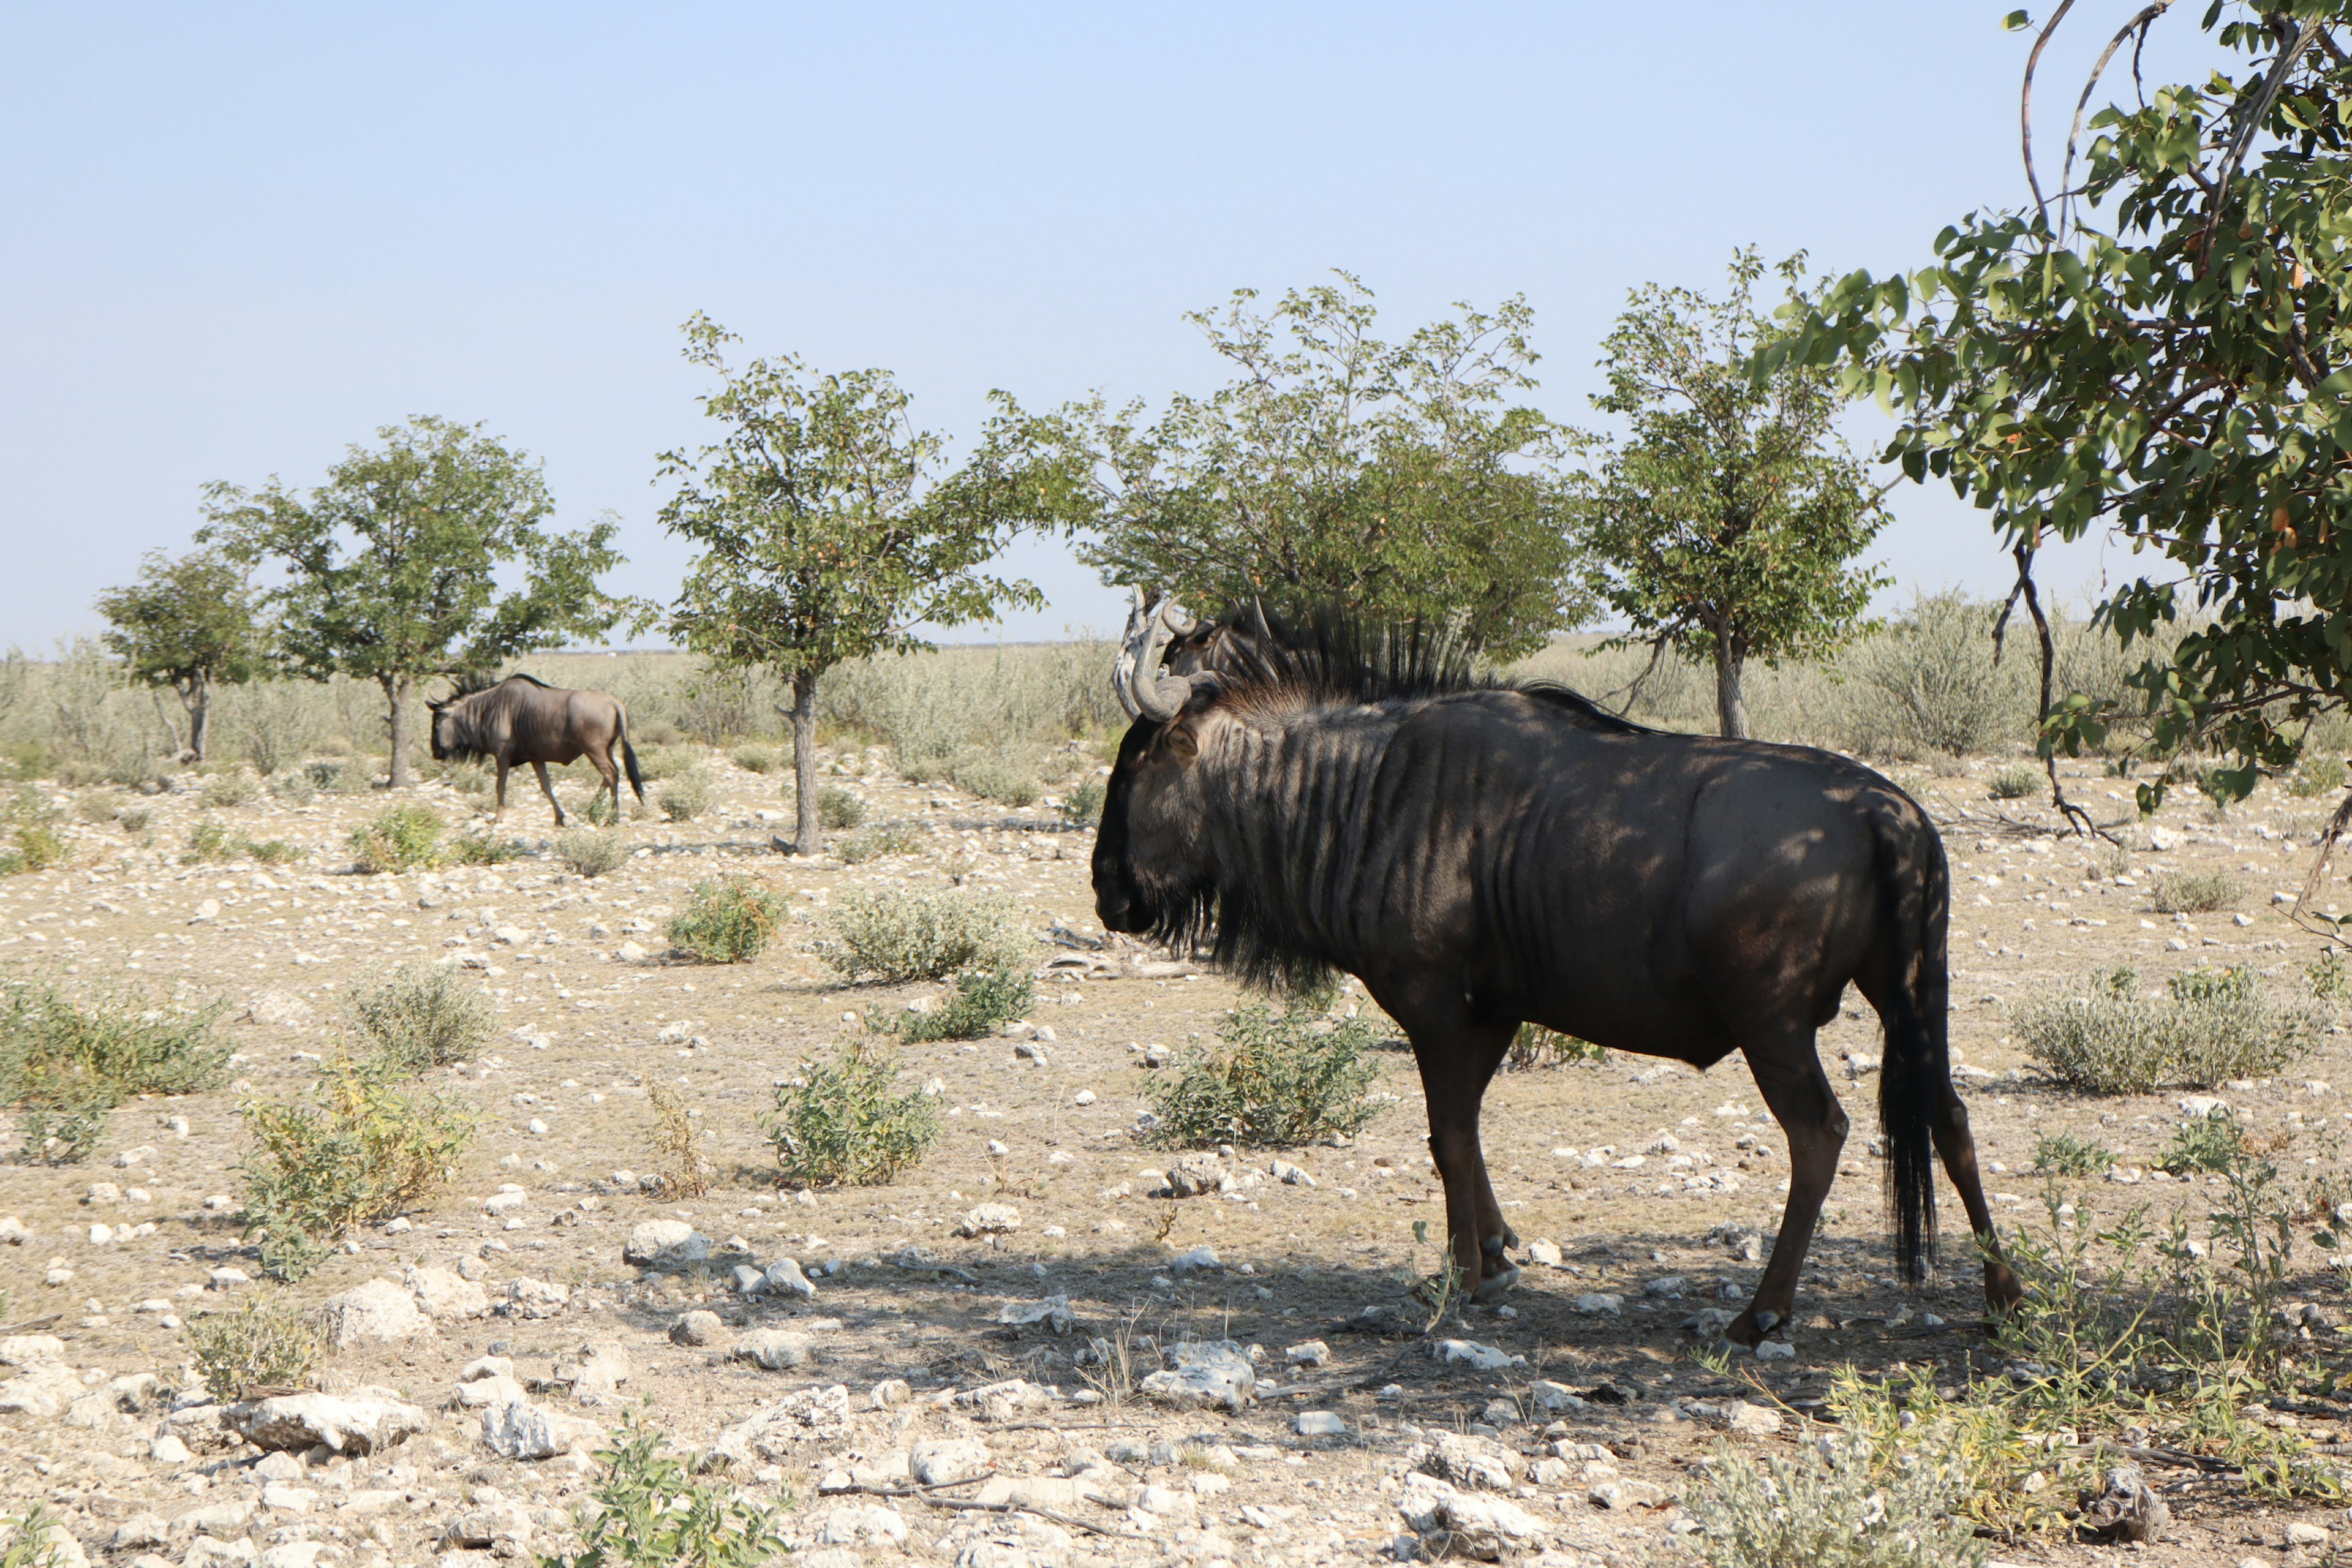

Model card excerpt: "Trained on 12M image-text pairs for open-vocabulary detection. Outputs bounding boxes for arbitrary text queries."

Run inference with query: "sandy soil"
[2,746,2350,1568]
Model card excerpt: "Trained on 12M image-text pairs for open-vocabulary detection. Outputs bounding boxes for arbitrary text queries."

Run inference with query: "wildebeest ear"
[1162,720,1201,763]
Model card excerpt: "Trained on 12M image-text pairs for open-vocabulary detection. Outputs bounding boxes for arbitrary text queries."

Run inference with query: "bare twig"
[2021,0,2082,223]
[2291,789,2352,949]
[2060,3,2183,239]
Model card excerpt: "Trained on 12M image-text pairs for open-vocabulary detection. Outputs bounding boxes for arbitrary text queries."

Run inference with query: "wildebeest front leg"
[531,761,567,827]
[492,761,510,823]
[1934,1084,2025,1321]
[1403,1016,1518,1302]
[1726,1030,1849,1348]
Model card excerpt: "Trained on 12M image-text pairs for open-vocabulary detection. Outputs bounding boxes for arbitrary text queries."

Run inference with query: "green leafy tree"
[1071,273,1588,658]
[657,315,1088,855]
[200,417,628,788]
[1569,250,1889,739]
[93,548,265,763]
[1776,5,2352,819]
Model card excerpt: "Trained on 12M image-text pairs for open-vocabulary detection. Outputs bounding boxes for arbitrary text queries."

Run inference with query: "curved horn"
[1112,593,1204,722]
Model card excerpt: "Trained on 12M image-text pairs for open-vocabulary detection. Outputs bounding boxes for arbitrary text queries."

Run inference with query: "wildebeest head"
[1093,595,1229,943]
[426,675,499,765]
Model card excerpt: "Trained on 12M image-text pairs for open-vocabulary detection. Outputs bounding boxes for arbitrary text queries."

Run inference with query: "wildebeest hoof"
[1722,1307,1781,1348]
[1471,1265,1520,1303]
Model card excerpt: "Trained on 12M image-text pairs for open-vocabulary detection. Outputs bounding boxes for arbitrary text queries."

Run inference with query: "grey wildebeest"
[427,674,644,827]
[1091,596,2021,1346]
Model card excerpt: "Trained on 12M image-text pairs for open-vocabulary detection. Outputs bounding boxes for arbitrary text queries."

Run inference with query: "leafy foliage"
[350,804,445,872]
[345,963,494,1073]
[188,1295,325,1401]
[813,889,1031,983]
[0,1504,69,1568]
[659,767,711,822]
[1139,1004,1386,1148]
[764,1042,938,1187]
[1776,10,2352,794]
[2163,1108,2249,1178]
[666,878,788,963]
[949,755,1040,808]
[2030,1130,2115,1178]
[0,790,65,877]
[540,1419,792,1568]
[0,974,230,1163]
[202,416,628,788]
[1071,275,1587,659]
[1569,249,1888,739]
[94,547,265,763]
[1058,777,1106,823]
[1988,764,2042,801]
[815,786,864,830]
[888,967,1033,1043]
[556,829,628,878]
[835,823,918,864]
[1499,1022,1606,1070]
[1679,1435,1986,1568]
[644,1081,714,1200]
[2013,965,2324,1093]
[2150,869,2244,914]
[238,1054,478,1280]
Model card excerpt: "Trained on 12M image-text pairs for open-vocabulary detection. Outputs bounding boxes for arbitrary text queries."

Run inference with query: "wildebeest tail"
[619,712,646,802]
[1873,807,1947,1285]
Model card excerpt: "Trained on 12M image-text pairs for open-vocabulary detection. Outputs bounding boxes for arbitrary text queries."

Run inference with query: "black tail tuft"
[619,720,646,802]
[1875,815,1947,1284]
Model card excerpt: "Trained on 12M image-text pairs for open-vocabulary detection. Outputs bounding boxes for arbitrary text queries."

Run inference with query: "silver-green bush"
[1679,1438,1986,1568]
[556,829,627,878]
[814,889,1031,983]
[345,962,495,1072]
[2013,967,2324,1093]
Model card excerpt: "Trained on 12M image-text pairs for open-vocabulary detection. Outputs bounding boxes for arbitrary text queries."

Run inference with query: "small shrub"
[268,769,318,806]
[202,772,260,809]
[184,817,235,863]
[668,878,787,963]
[765,1042,938,1186]
[0,975,230,1163]
[448,764,490,797]
[345,963,494,1073]
[2150,869,2244,914]
[350,804,443,873]
[581,790,620,827]
[238,1053,478,1281]
[2162,1107,2247,1175]
[75,794,120,825]
[2311,948,2350,1003]
[889,967,1033,1043]
[731,744,777,774]
[187,1296,325,1401]
[557,829,628,878]
[660,769,712,823]
[116,807,151,834]
[541,1420,791,1568]
[245,838,301,865]
[816,785,865,830]
[443,832,521,867]
[951,755,1041,809]
[837,823,918,864]
[1500,1022,1607,1069]
[815,889,1031,983]
[2030,1130,2114,1177]
[1059,777,1106,823]
[2013,965,2324,1093]
[0,790,67,876]
[632,745,682,782]
[1678,1438,1987,1568]
[2288,754,2348,797]
[304,759,361,793]
[645,1081,713,1199]
[1986,764,2041,801]
[1140,1004,1387,1148]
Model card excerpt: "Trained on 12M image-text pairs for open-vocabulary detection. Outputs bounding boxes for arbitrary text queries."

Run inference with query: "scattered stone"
[911,1438,993,1485]
[406,1265,490,1321]
[1643,1275,1686,1298]
[995,1295,1076,1332]
[1295,1410,1345,1436]
[624,1219,711,1271]
[1528,1379,1584,1413]
[1396,1473,1545,1560]
[1754,1340,1796,1362]
[1589,1477,1670,1510]
[1284,1339,1330,1367]
[1164,1152,1231,1198]
[812,1503,907,1548]
[1270,1159,1316,1187]
[230,1392,429,1455]
[500,1278,570,1319]
[244,992,315,1028]
[445,1499,532,1556]
[2286,1521,2332,1547]
[479,1398,600,1461]
[1523,1238,1563,1267]
[706,1385,853,1464]
[761,1257,817,1298]
[869,1378,911,1409]
[1722,1399,1783,1436]
[956,1378,1052,1420]
[1140,1339,1256,1411]
[0,1217,25,1245]
[670,1310,724,1347]
[2078,1463,2169,1544]
[319,1279,434,1348]
[733,1329,815,1370]
[1419,1431,1523,1491]
[1575,1292,1624,1316]
[954,1203,1022,1237]
[1169,1244,1221,1273]
[1433,1339,1522,1371]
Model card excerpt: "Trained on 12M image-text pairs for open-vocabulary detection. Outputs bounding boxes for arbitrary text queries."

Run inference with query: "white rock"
[2179,1096,2231,1120]
[1270,1159,1317,1187]
[1754,1340,1796,1362]
[1169,1245,1220,1272]
[1294,1410,1346,1436]
[1524,1238,1564,1266]
[1643,1276,1685,1298]
[406,1265,490,1321]
[1722,1398,1784,1435]
[1284,1339,1330,1367]
[1575,1292,1624,1316]
[733,1329,815,1370]
[319,1279,434,1348]
[1434,1338,1521,1370]
[813,1504,907,1547]
[0,1217,25,1245]
[995,1295,1074,1332]
[911,1438,994,1485]
[1139,1339,1256,1411]
[615,940,648,963]
[149,1433,192,1464]
[500,1277,570,1319]
[1395,1473,1545,1557]
[1419,1430,1524,1491]
[478,1398,600,1460]
[954,1203,1022,1237]
[230,1392,430,1454]
[761,1257,817,1298]
[624,1219,712,1270]
[244,992,315,1028]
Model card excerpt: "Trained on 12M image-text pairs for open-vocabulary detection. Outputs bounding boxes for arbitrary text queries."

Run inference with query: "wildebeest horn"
[1114,592,1206,722]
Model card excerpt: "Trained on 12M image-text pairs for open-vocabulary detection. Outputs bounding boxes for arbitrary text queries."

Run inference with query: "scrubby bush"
[644,1081,714,1199]
[266,769,315,806]
[668,878,787,963]
[1844,592,2032,758]
[345,963,494,1073]
[889,968,1033,1043]
[201,772,260,809]
[116,807,151,834]
[764,1042,938,1186]
[2311,948,2350,1003]
[1678,1438,1986,1568]
[184,817,235,863]
[0,790,67,876]
[443,832,520,867]
[837,823,919,864]
[2161,1107,2247,1175]
[1500,1022,1606,1069]
[188,1296,325,1401]
[305,758,364,793]
[1140,1005,1386,1148]
[731,744,777,774]
[542,1420,792,1568]
[2287,754,2347,797]
[2150,869,2244,914]
[2031,1130,2114,1177]
[2013,966,2324,1093]
[815,889,1031,983]
[237,1054,478,1280]
[0,974,230,1163]
[350,804,444,872]
[1058,777,1106,823]
[1986,764,2041,801]
[816,785,865,830]
[557,829,628,878]
[660,768,712,822]
[951,755,1041,809]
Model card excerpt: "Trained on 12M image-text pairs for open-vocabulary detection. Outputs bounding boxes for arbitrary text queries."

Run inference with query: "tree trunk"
[385,673,415,788]
[1713,640,1750,741]
[183,673,212,764]
[790,670,821,855]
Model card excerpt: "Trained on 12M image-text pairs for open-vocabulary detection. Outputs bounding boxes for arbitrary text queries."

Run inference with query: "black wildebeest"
[1092,596,2021,1346]
[427,674,644,827]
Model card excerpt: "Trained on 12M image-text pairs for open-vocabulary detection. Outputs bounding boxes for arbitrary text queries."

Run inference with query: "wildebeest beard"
[1135,858,1338,1001]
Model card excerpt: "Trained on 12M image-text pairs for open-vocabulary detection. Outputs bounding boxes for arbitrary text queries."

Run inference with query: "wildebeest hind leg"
[493,761,510,823]
[1400,1013,1517,1302]
[1725,1028,1849,1348]
[531,761,566,827]
[1933,1082,2024,1321]
[587,747,620,825]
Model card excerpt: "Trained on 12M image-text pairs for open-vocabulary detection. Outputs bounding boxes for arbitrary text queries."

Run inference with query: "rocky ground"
[5,745,2352,1567]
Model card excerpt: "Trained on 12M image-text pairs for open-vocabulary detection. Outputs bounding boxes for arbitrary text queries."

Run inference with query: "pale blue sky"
[0,4,2204,649]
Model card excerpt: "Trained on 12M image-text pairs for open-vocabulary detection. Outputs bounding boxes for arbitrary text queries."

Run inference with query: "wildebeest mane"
[435,674,556,764]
